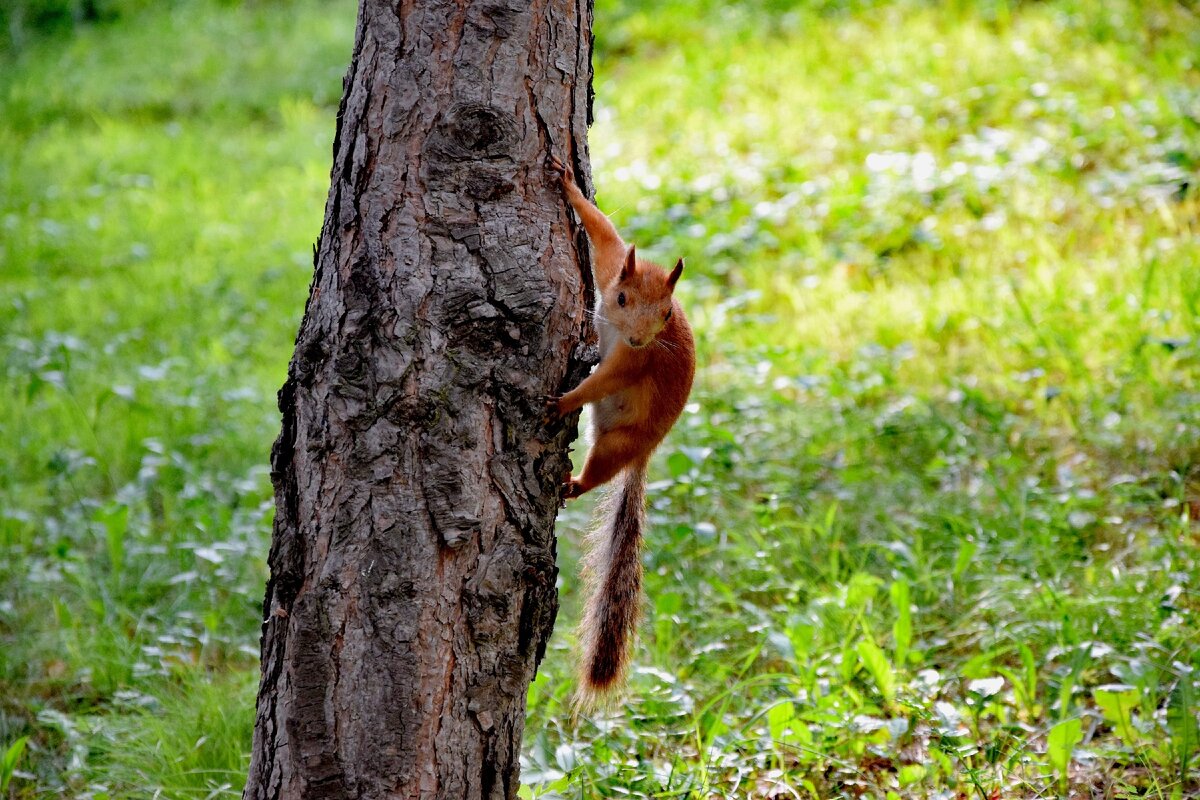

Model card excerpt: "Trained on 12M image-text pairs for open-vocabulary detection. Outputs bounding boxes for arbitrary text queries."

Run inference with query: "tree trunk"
[244,2,594,798]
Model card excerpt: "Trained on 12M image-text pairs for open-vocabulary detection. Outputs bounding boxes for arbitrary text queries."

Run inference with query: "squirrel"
[545,154,696,701]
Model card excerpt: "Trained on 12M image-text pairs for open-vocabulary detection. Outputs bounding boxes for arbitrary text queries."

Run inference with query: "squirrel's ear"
[667,257,684,290]
[620,245,637,281]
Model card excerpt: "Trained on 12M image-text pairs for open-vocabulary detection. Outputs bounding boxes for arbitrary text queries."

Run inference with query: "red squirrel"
[546,155,696,700]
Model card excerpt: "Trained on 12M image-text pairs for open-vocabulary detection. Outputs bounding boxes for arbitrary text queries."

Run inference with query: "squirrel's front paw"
[540,394,565,424]
[547,155,575,188]
[563,478,585,501]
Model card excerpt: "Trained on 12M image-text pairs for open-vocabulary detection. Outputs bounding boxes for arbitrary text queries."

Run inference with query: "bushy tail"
[576,461,648,705]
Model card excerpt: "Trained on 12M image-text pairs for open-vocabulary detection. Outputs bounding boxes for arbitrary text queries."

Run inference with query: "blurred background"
[1,0,1197,797]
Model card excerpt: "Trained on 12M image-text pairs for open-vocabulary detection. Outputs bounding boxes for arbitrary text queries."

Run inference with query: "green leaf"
[1168,676,1199,777]
[840,639,857,683]
[1057,644,1092,719]
[766,701,795,740]
[898,764,926,786]
[786,720,813,746]
[1021,643,1038,699]
[52,597,73,629]
[845,572,881,609]
[952,538,977,580]
[654,591,683,616]
[0,736,28,793]
[856,637,896,705]
[1047,718,1082,784]
[1093,685,1141,746]
[890,578,911,667]
[788,622,815,661]
[97,502,129,574]
[667,451,691,478]
[701,710,728,741]
[997,667,1035,715]
[961,647,1006,679]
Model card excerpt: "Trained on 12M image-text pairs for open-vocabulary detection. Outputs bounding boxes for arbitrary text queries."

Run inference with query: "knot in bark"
[449,104,516,154]
[429,103,519,162]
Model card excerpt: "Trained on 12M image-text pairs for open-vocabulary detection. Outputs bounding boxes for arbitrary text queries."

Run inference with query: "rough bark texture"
[244,2,594,798]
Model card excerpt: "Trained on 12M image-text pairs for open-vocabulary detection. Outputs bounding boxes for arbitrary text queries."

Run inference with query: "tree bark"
[244,2,594,798]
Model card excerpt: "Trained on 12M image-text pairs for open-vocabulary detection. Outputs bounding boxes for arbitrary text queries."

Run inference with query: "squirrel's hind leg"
[566,427,645,498]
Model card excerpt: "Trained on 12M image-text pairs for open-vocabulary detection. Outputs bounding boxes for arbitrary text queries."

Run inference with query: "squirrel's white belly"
[594,393,627,432]
[592,300,637,432]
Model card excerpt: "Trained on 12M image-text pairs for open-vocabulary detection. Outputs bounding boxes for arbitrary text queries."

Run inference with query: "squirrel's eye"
[664,307,673,321]
[617,292,626,307]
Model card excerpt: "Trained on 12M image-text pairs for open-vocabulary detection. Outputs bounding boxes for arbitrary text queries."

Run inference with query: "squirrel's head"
[604,245,683,349]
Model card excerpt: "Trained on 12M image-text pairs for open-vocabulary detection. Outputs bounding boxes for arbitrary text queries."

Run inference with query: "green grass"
[1,0,1198,797]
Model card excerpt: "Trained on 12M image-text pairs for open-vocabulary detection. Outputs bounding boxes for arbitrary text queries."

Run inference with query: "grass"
[1,0,1198,797]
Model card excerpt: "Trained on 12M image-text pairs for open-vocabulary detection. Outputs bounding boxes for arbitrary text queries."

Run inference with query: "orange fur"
[547,155,696,702]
